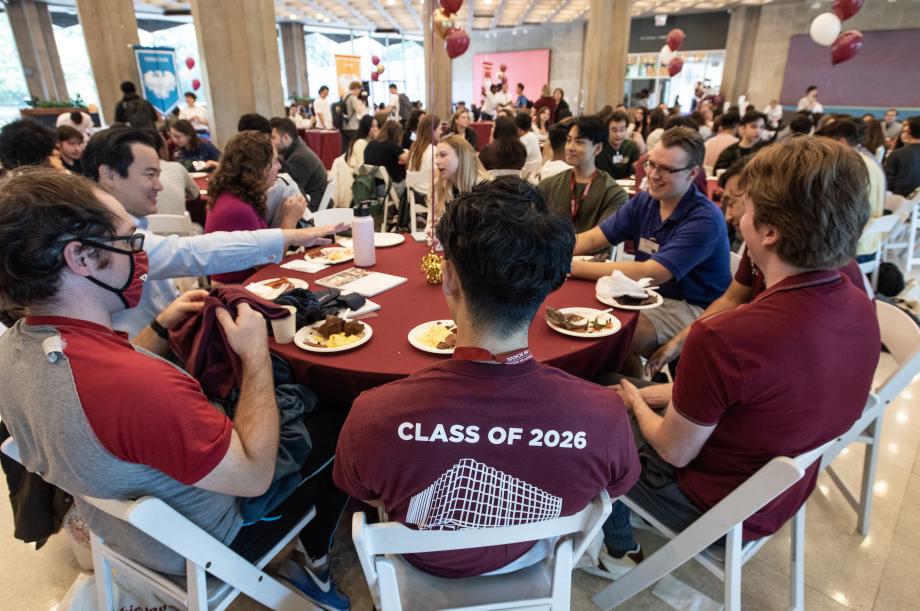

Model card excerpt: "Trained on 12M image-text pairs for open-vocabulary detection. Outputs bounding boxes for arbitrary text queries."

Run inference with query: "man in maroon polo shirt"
[333,177,640,578]
[593,137,880,576]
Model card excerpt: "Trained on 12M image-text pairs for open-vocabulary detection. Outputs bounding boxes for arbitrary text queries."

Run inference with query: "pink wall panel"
[472,49,551,107]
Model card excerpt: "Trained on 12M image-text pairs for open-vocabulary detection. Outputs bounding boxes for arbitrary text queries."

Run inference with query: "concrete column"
[280,22,309,100]
[7,0,69,101]
[581,0,631,114]
[189,0,285,149]
[75,0,140,124]
[720,6,761,106]
[423,0,452,119]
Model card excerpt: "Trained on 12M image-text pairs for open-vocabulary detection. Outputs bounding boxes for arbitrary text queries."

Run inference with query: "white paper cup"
[271,306,297,344]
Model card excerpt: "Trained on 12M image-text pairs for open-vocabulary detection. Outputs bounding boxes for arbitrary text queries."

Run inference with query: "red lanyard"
[452,346,534,365]
[570,170,597,219]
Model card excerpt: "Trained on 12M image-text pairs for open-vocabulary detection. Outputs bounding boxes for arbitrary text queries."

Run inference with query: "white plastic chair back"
[330,154,355,208]
[875,300,920,405]
[594,440,834,611]
[316,178,336,211]
[0,436,314,611]
[857,214,901,280]
[354,491,611,611]
[313,207,354,227]
[145,212,195,237]
[405,171,429,233]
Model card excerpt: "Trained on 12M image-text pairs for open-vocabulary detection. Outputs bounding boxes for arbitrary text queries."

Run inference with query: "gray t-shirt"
[345,94,361,130]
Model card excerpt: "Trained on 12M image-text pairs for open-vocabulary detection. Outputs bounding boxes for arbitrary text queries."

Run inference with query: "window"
[0,11,31,126]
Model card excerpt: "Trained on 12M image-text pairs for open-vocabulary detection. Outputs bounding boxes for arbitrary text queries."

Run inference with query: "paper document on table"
[315,268,407,297]
[281,259,329,273]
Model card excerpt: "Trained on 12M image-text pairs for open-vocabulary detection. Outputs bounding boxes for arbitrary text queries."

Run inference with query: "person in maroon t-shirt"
[333,177,640,579]
[644,156,870,378]
[599,137,880,576]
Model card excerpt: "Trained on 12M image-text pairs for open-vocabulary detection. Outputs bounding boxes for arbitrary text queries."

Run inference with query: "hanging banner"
[334,54,362,98]
[133,46,181,115]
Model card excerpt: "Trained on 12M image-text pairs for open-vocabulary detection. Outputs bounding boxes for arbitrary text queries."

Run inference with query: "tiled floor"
[1,360,918,610]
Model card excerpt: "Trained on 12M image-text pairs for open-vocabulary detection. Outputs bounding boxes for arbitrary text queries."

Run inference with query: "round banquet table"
[470,121,493,152]
[246,239,638,411]
[300,129,342,170]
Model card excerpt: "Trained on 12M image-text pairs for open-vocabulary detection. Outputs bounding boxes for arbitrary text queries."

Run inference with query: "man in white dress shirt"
[313,86,333,130]
[82,127,345,338]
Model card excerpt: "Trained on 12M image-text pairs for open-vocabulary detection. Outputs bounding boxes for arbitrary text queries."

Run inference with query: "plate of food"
[595,289,664,310]
[294,315,372,353]
[245,276,309,300]
[308,246,354,265]
[545,307,621,338]
[408,320,458,354]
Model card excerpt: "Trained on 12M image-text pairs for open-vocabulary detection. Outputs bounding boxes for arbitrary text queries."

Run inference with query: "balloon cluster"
[434,0,469,60]
[495,64,509,85]
[809,0,864,65]
[184,57,201,91]
[370,55,386,81]
[658,29,685,77]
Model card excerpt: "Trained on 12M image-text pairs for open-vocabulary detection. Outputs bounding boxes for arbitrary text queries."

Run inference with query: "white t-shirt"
[496,91,513,107]
[314,96,333,130]
[540,159,572,180]
[178,104,209,131]
[155,160,199,216]
[520,131,543,165]
[55,111,94,140]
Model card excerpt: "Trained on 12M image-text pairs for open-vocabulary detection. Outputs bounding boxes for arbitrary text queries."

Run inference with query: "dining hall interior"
[0,0,920,609]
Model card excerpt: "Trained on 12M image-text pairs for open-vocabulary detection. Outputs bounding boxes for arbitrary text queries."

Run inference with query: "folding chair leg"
[187,559,208,611]
[858,418,883,536]
[724,524,743,611]
[790,505,806,611]
[91,533,116,611]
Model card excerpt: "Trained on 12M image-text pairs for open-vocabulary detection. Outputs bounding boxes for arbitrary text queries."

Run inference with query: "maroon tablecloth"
[186,175,210,226]
[470,121,493,152]
[247,240,637,410]
[300,129,342,170]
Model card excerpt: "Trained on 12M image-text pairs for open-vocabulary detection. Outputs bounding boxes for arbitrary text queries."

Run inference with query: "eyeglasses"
[643,160,694,178]
[77,233,146,254]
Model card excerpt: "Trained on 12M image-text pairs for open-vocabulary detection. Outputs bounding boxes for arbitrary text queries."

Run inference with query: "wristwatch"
[150,319,169,340]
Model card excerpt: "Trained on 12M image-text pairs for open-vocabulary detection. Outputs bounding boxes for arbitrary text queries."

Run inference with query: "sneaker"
[579,545,644,581]
[277,558,350,611]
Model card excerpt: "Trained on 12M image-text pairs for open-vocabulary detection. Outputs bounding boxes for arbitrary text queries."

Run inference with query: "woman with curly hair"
[205,131,306,283]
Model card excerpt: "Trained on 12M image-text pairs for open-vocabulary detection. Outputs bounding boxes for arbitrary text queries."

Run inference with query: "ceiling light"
[316,12,323,19]
[323,17,330,22]
[289,13,297,20]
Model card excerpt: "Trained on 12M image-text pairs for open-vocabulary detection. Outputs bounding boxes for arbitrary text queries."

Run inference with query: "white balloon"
[809,12,842,47]
[659,43,675,64]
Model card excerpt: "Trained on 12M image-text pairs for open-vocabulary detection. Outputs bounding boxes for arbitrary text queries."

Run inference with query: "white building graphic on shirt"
[406,458,562,530]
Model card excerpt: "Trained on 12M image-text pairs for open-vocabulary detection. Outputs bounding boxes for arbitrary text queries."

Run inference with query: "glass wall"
[0,11,29,126]
[624,50,725,111]
[51,22,100,110]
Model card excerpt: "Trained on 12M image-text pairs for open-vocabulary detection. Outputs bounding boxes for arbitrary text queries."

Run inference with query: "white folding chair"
[0,437,318,611]
[145,212,195,237]
[312,207,354,227]
[882,189,920,272]
[404,170,430,234]
[593,441,834,611]
[522,159,543,182]
[353,491,612,611]
[489,169,523,179]
[316,178,335,211]
[358,164,401,232]
[822,300,920,535]
[857,214,901,290]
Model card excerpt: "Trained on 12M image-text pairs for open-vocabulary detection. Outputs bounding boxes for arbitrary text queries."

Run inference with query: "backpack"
[124,98,155,129]
[352,165,391,229]
[397,93,413,123]
[332,95,352,130]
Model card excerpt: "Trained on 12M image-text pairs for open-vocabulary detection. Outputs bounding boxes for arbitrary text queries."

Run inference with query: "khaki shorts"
[641,297,704,346]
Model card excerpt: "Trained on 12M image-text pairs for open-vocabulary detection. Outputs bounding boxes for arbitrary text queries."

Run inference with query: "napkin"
[244,281,286,300]
[281,258,329,274]
[596,270,654,299]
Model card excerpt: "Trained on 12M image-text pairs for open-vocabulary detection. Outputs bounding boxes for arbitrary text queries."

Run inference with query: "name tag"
[612,154,624,164]
[638,237,660,254]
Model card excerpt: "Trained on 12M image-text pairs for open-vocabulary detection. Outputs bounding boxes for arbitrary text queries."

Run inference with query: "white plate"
[309,247,354,265]
[408,320,457,355]
[545,307,622,338]
[596,289,664,311]
[245,277,309,300]
[293,320,373,353]
[374,232,405,248]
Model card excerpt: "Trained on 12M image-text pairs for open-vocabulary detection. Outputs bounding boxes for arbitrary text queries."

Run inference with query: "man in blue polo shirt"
[571,127,730,377]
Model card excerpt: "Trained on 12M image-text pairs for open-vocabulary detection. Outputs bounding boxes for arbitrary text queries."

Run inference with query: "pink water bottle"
[352,201,376,267]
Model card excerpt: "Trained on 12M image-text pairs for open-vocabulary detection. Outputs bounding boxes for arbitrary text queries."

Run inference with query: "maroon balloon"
[831,30,863,65]
[371,55,380,66]
[832,0,863,21]
[445,28,470,59]
[666,28,686,51]
[371,72,379,82]
[440,0,463,14]
[667,57,684,77]
[191,78,201,91]
[185,57,195,70]
[499,63,508,72]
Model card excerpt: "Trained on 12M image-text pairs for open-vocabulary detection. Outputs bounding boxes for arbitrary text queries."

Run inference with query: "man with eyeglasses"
[0,168,350,609]
[570,127,731,378]
[81,127,346,339]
